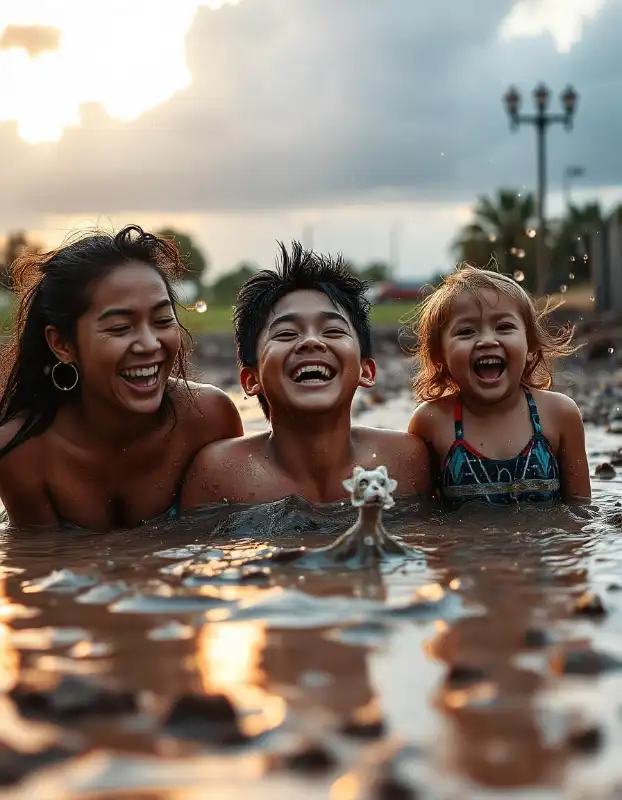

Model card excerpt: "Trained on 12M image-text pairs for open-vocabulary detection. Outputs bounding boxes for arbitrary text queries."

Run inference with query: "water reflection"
[0,472,619,796]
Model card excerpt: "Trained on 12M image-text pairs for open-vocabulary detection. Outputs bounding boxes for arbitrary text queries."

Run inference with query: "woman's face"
[72,261,182,415]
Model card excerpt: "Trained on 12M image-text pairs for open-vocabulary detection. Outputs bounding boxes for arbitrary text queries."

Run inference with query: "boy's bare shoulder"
[353,426,429,463]
[408,395,455,436]
[191,431,268,466]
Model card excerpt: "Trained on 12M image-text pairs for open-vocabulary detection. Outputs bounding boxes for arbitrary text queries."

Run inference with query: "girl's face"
[440,289,531,404]
[58,261,182,415]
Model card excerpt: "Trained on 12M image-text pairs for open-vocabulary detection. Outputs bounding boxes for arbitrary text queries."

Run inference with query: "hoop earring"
[51,361,79,392]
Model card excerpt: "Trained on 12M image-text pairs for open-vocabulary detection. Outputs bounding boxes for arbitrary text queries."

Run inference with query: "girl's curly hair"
[412,263,578,401]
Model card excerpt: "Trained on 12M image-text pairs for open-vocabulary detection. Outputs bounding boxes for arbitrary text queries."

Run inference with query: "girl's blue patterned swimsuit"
[440,389,561,507]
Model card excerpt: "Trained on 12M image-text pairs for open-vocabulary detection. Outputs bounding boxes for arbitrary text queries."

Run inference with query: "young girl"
[408,265,591,507]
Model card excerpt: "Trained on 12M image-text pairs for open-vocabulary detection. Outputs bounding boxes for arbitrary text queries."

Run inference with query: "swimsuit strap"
[453,395,464,440]
[524,389,543,435]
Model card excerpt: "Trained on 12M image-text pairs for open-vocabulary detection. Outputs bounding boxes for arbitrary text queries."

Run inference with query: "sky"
[0,0,620,281]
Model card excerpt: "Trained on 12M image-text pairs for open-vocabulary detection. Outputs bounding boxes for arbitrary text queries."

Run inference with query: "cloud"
[0,0,619,220]
[0,24,59,56]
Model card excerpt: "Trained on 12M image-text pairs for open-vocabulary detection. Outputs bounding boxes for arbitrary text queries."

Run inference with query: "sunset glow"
[0,0,241,144]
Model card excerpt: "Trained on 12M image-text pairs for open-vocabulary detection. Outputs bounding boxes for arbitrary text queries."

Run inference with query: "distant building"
[591,205,622,315]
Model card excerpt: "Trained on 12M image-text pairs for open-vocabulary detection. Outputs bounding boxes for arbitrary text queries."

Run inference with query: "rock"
[371,776,418,799]
[446,664,487,687]
[10,675,138,721]
[572,591,607,617]
[0,743,79,786]
[283,742,337,773]
[522,628,552,648]
[595,463,616,480]
[341,717,385,739]
[163,693,245,744]
[566,725,603,754]
[556,649,622,676]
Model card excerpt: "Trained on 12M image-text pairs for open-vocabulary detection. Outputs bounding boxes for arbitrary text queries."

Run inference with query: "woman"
[0,225,242,529]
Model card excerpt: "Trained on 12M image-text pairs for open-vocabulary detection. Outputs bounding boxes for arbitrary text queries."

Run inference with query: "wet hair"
[412,262,577,401]
[234,241,372,418]
[0,224,192,459]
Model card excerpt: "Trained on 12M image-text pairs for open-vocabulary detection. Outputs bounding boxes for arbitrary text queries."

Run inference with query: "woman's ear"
[44,326,77,363]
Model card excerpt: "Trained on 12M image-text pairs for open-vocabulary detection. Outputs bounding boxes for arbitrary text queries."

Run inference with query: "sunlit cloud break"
[499,0,607,53]
[0,0,243,144]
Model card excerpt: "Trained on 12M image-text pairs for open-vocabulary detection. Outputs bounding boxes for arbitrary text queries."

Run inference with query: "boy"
[181,242,430,507]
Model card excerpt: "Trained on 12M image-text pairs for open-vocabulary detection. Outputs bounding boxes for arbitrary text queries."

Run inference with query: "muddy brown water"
[0,395,621,799]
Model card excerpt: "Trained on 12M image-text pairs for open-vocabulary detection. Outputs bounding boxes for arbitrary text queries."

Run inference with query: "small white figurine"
[342,465,397,510]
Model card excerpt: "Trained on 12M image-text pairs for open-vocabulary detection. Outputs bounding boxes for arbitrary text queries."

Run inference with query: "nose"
[295,332,327,353]
[131,324,162,354]
[476,326,499,347]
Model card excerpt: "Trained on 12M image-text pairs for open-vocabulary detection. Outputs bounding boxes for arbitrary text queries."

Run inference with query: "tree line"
[453,188,601,293]
[0,191,600,304]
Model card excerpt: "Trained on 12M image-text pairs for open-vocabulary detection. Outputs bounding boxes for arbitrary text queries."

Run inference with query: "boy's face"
[242,289,375,417]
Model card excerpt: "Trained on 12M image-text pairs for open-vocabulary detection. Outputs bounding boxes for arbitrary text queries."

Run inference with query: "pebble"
[595,463,616,480]
[572,591,607,617]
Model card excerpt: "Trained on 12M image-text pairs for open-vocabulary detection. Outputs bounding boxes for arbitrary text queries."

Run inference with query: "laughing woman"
[0,225,242,530]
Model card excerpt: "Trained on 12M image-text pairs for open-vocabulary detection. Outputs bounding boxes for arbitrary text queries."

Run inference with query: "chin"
[121,392,166,415]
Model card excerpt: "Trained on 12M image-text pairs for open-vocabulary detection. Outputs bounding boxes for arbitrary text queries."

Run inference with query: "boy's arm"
[405,433,432,497]
[556,396,591,503]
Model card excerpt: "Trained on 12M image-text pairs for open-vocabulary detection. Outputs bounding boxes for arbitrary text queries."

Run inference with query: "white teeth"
[476,357,503,366]
[120,364,160,379]
[292,364,333,381]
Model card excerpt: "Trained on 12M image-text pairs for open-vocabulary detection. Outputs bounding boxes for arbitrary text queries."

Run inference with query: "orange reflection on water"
[194,621,286,737]
[0,577,20,692]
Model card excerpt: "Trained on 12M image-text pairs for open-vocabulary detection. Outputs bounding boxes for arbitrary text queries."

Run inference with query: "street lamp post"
[503,83,578,295]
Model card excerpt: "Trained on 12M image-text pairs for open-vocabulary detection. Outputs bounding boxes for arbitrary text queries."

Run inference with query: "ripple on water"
[2,425,622,797]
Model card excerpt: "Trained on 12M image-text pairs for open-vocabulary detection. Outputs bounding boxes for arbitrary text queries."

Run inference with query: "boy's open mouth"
[472,356,506,382]
[290,363,336,384]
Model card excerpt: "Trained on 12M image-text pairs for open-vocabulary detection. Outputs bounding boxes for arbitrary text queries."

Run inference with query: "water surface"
[0,396,621,798]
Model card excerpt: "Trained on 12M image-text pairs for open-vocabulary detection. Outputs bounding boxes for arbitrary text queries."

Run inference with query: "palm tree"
[550,202,602,285]
[453,189,538,291]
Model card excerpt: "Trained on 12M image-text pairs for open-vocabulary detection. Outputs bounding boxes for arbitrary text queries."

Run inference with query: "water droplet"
[440,151,444,156]
[513,270,525,282]
[570,256,576,262]
[194,300,207,313]
[517,192,522,197]
[559,284,568,293]
[609,348,615,355]
[526,228,536,238]
[509,247,517,255]
[515,248,525,259]
[590,296,595,302]
[583,254,589,262]
[372,453,377,458]
[488,233,496,242]
[569,273,575,280]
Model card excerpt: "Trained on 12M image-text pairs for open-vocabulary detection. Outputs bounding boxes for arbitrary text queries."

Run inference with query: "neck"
[59,392,165,447]
[268,406,354,490]
[460,385,525,419]
[357,504,382,529]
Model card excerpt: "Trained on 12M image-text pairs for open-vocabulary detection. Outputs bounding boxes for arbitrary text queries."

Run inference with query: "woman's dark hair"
[234,241,372,418]
[0,224,192,458]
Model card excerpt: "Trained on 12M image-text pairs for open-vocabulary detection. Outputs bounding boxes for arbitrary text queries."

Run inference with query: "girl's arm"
[556,397,591,503]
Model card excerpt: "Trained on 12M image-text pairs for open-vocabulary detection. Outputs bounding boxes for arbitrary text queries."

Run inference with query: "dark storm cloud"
[0,24,60,56]
[0,0,620,215]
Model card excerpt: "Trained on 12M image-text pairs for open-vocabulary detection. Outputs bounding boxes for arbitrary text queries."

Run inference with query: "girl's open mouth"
[473,356,506,383]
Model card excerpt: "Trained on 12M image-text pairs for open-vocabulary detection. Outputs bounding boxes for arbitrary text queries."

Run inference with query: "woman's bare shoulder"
[169,380,243,441]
